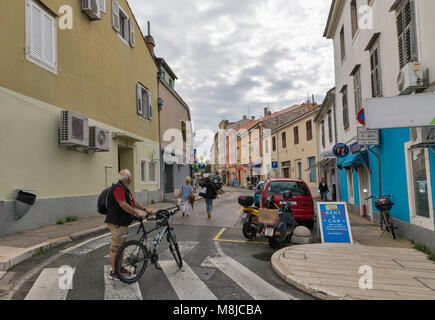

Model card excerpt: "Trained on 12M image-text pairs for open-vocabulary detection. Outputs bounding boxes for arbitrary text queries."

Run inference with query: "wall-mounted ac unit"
[410,127,435,148]
[60,111,89,147]
[397,62,425,95]
[89,126,110,151]
[82,0,102,20]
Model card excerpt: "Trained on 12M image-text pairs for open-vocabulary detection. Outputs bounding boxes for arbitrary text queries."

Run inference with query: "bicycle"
[364,193,397,239]
[114,206,182,284]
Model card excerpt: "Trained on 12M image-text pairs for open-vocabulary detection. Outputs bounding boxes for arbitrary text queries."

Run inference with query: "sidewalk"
[271,205,435,300]
[0,197,201,272]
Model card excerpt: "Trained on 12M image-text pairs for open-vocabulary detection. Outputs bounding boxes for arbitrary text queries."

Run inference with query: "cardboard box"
[258,209,280,225]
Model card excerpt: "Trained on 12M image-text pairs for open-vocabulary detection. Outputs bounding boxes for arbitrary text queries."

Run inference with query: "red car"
[260,179,315,229]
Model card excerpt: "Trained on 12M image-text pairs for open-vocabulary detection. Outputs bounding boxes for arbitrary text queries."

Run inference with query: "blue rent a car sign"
[316,202,353,244]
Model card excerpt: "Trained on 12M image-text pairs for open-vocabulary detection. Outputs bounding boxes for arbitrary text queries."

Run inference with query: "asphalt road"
[6,187,315,300]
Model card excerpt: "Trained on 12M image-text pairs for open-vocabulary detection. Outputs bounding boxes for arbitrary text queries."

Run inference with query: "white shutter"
[42,13,54,65]
[129,19,135,47]
[137,84,143,115]
[112,0,120,32]
[30,3,43,61]
[147,92,153,120]
[99,0,106,13]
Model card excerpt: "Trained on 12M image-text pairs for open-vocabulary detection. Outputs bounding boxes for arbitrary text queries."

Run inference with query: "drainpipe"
[331,93,342,201]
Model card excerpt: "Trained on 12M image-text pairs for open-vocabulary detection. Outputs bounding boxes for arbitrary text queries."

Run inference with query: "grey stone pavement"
[271,202,435,300]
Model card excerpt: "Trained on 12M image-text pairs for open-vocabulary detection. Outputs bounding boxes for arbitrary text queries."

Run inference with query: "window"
[141,160,157,184]
[283,168,290,179]
[340,26,346,62]
[347,169,354,201]
[297,162,302,180]
[272,136,277,152]
[99,0,106,13]
[306,121,312,141]
[149,161,157,183]
[327,111,333,143]
[321,121,326,148]
[294,126,299,145]
[370,41,383,97]
[308,157,317,183]
[341,86,349,129]
[282,132,287,149]
[353,67,363,114]
[255,138,259,155]
[137,83,153,120]
[351,0,359,39]
[396,0,418,69]
[265,139,269,154]
[267,181,309,197]
[26,0,57,74]
[112,1,135,47]
[411,149,430,219]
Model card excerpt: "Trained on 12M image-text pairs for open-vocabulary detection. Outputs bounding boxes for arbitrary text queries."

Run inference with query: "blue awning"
[337,151,369,170]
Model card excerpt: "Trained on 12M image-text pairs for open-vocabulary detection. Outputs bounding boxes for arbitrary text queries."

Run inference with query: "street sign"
[272,161,278,169]
[365,93,435,129]
[317,202,353,244]
[357,108,365,126]
[357,127,380,145]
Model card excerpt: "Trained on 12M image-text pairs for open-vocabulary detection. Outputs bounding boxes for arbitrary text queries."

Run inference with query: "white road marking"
[61,233,110,255]
[24,268,75,300]
[103,265,142,300]
[159,261,217,300]
[200,242,298,300]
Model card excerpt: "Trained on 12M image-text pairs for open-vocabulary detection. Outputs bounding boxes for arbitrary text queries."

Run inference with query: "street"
[6,188,314,300]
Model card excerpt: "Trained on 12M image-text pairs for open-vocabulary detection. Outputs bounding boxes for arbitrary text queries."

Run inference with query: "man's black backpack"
[97,185,113,215]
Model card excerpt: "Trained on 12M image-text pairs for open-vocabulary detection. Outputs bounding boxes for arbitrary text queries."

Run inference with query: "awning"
[250,162,262,168]
[112,132,144,143]
[305,158,331,171]
[337,151,369,170]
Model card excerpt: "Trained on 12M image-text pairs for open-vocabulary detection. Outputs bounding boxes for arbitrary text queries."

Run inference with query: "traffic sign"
[357,109,365,126]
[357,127,380,146]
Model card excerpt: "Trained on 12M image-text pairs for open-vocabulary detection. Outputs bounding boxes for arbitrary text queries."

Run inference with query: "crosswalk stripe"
[61,234,110,255]
[24,267,75,300]
[103,265,142,300]
[160,261,217,300]
[201,256,297,300]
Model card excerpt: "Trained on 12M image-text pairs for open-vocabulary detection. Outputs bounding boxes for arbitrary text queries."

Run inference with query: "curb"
[271,246,350,300]
[0,203,181,272]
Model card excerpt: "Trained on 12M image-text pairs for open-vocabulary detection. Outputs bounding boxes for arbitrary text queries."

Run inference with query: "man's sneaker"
[108,271,119,281]
[120,267,132,276]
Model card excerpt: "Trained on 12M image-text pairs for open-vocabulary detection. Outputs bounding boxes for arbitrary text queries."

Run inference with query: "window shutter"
[396,0,418,69]
[136,84,143,115]
[147,91,153,120]
[42,13,54,66]
[112,0,120,32]
[129,19,135,47]
[99,0,106,13]
[30,4,43,61]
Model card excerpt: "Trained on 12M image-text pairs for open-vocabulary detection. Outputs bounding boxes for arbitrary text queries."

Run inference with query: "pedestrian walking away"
[179,177,193,217]
[104,169,155,280]
[319,177,329,201]
[203,177,218,219]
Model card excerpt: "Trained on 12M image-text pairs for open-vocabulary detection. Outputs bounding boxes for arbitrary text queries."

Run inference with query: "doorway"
[164,164,174,194]
[118,145,135,191]
[358,166,373,219]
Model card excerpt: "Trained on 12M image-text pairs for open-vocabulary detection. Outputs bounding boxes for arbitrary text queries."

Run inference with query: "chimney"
[264,107,269,117]
[145,21,155,57]
[268,111,272,116]
[243,115,247,120]
[251,116,255,120]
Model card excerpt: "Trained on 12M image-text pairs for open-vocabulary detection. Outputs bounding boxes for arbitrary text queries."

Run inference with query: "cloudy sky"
[129,0,335,160]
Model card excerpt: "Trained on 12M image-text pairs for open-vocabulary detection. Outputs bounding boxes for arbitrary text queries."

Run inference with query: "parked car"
[254,181,265,207]
[260,179,315,229]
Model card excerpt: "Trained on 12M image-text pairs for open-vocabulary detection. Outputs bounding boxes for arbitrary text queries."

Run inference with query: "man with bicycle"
[106,169,155,281]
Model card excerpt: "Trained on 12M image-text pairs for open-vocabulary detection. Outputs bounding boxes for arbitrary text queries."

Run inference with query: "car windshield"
[257,183,264,191]
[267,181,309,197]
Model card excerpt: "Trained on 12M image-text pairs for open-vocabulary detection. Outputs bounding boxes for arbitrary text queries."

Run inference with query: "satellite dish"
[397,71,405,92]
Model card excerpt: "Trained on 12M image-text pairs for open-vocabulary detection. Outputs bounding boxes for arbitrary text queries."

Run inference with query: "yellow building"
[0,0,161,236]
[271,105,320,194]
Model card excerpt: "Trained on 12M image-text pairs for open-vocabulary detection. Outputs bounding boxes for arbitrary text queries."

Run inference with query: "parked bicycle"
[363,190,397,239]
[114,206,182,284]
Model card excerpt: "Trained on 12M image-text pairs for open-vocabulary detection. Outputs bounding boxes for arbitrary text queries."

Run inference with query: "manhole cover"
[191,267,216,281]
[252,252,272,261]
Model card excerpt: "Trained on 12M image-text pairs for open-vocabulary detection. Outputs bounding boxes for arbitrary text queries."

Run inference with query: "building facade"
[0,0,161,236]
[324,0,435,249]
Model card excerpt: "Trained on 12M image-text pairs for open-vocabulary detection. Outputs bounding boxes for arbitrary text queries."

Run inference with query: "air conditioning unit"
[397,62,425,95]
[89,126,110,151]
[60,111,89,147]
[82,0,101,20]
[410,127,435,148]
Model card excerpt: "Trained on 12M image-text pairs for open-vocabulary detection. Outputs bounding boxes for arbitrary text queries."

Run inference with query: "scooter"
[262,191,298,249]
[238,196,263,240]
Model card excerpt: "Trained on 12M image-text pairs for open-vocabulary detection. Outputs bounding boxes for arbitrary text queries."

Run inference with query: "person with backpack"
[105,169,154,280]
[179,177,193,217]
[203,177,218,219]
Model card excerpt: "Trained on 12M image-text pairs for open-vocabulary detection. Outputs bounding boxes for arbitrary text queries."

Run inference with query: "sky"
[129,0,335,160]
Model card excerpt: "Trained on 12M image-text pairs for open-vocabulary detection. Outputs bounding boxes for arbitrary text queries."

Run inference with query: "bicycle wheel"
[385,213,396,239]
[167,231,182,268]
[115,240,149,284]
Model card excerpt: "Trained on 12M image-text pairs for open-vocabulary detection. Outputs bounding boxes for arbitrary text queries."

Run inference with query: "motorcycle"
[238,196,263,240]
[262,191,298,249]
